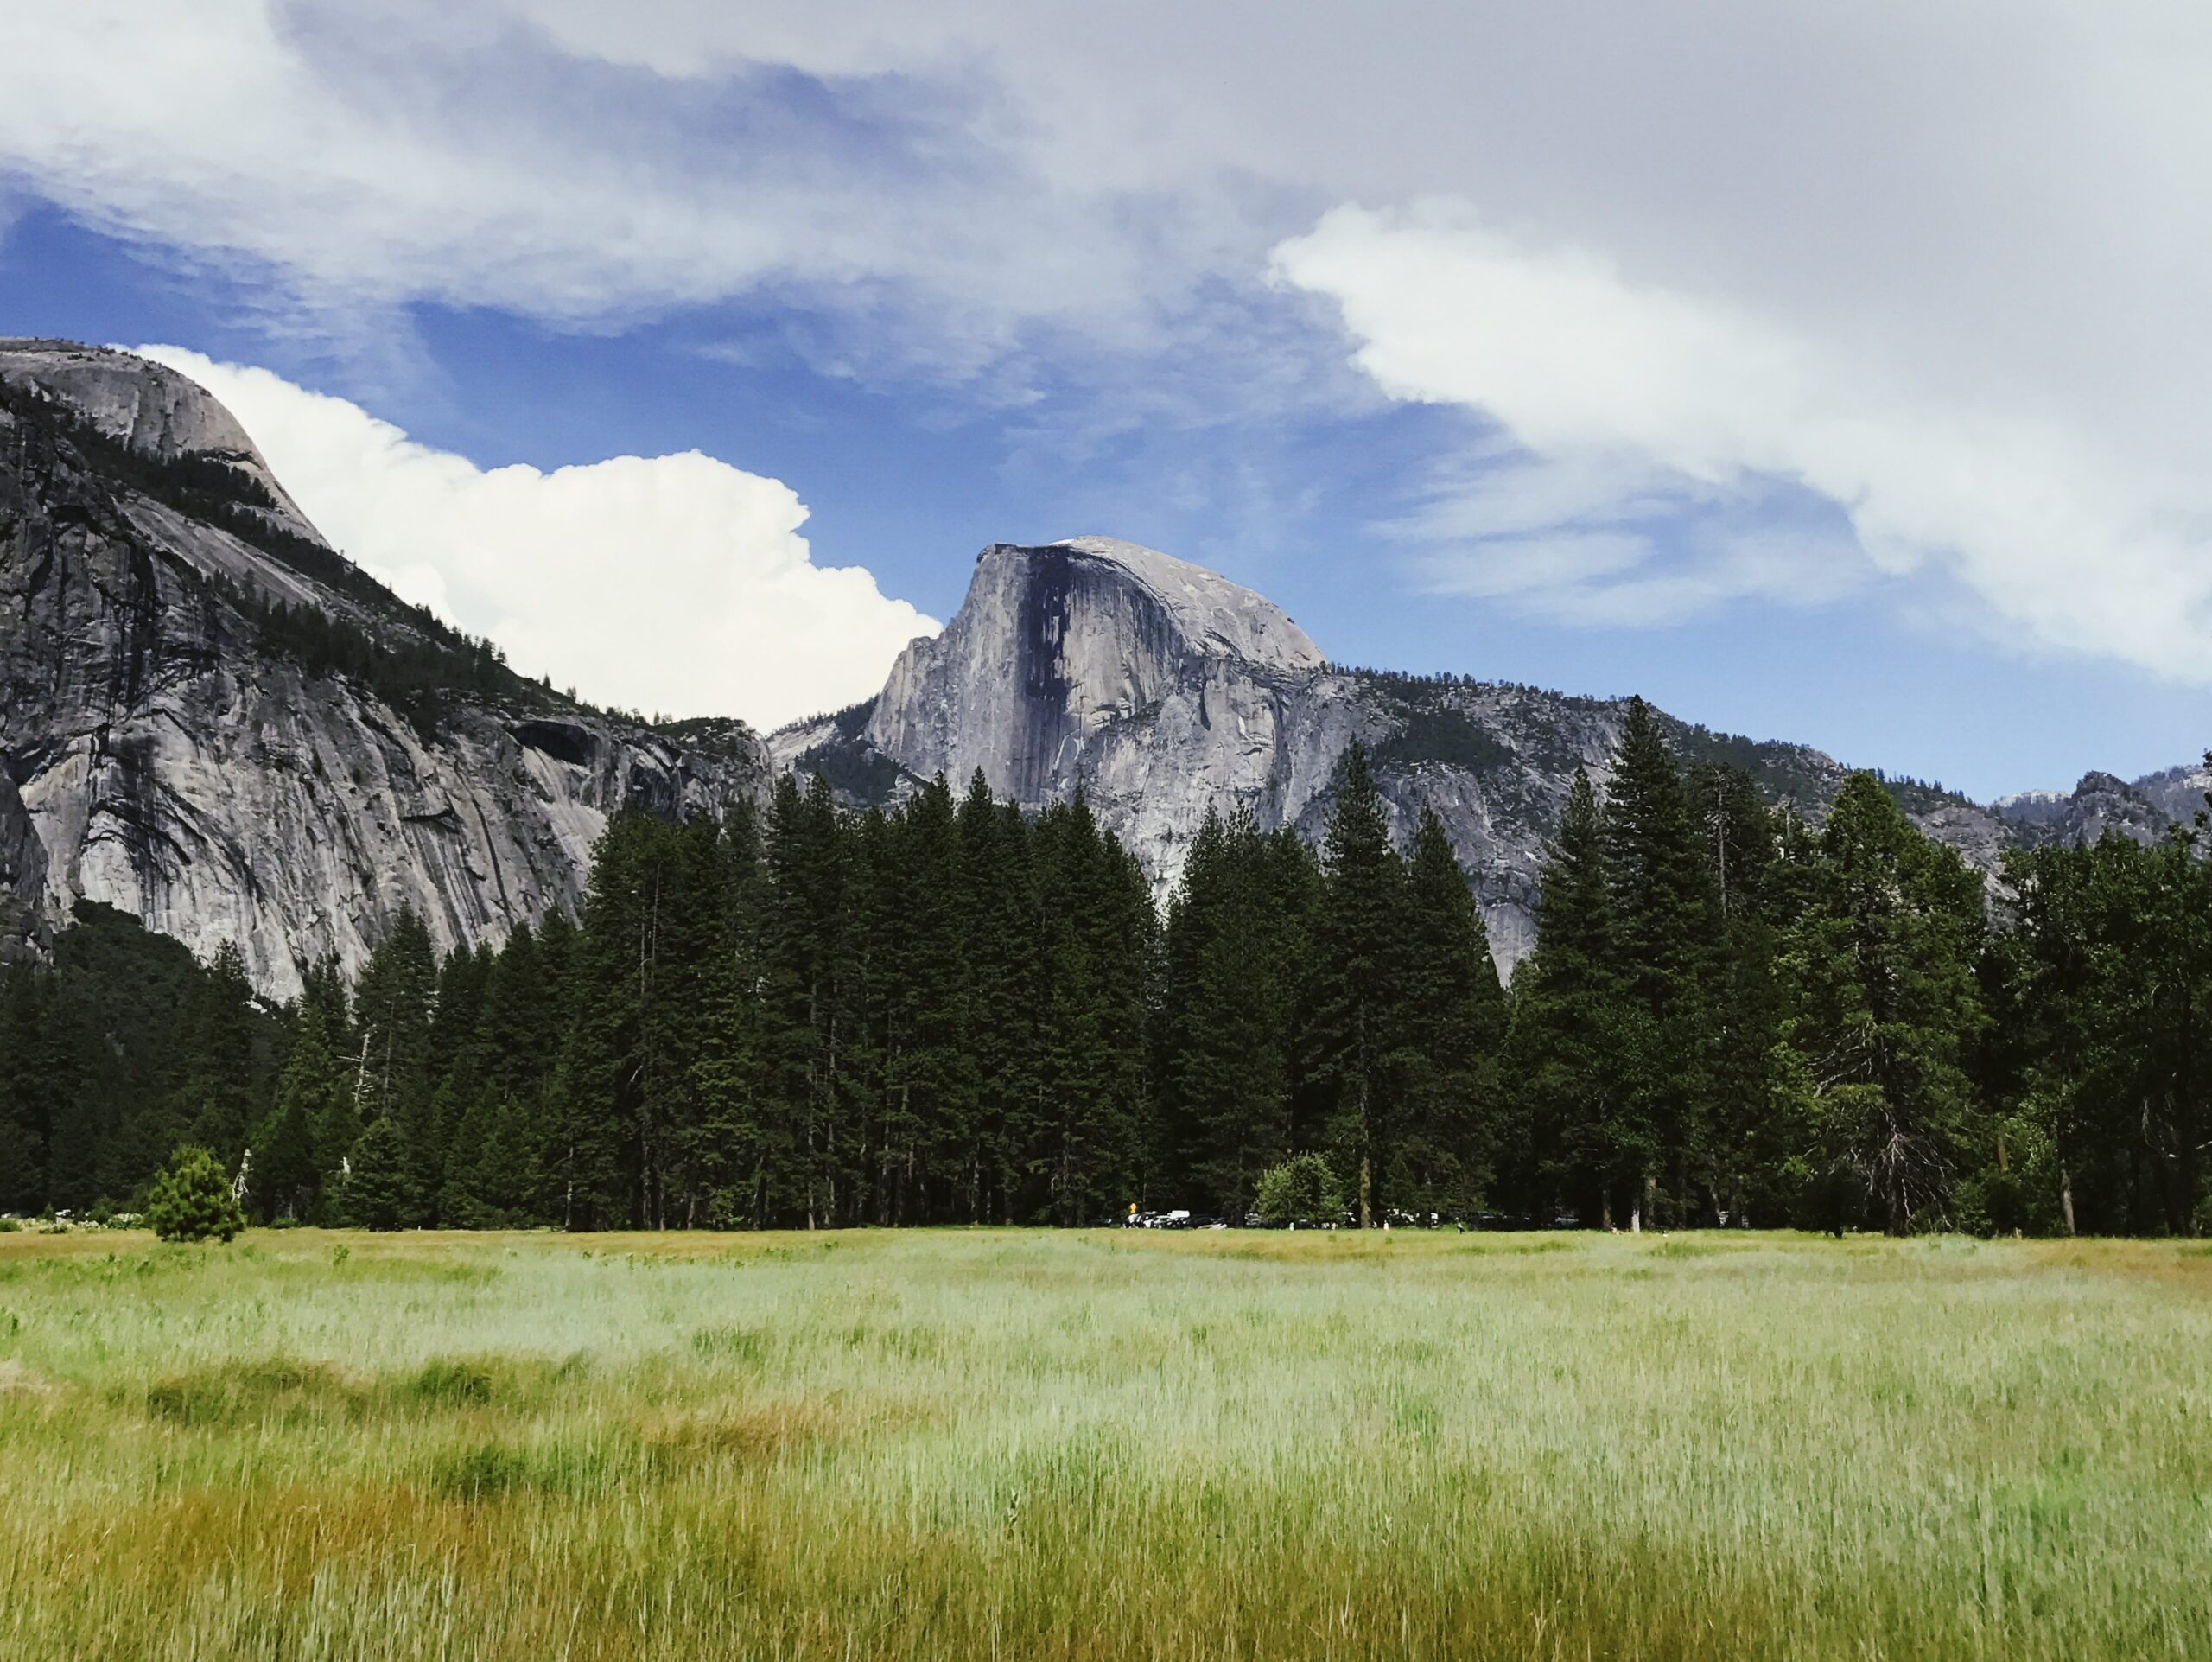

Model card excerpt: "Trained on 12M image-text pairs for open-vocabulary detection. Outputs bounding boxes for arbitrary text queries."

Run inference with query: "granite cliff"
[0,341,770,999]
[2,343,2190,996]
[777,538,2198,972]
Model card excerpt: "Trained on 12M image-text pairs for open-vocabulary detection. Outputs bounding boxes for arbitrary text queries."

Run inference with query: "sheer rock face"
[863,536,1330,809]
[791,538,1675,970]
[787,538,2197,976]
[0,341,769,1000]
[0,767,46,965]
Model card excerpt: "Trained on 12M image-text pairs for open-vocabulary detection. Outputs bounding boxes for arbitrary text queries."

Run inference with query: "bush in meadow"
[144,1146,246,1244]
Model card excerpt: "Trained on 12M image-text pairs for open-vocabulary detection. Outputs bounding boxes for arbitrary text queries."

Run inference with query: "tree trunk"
[2060,1168,2077,1237]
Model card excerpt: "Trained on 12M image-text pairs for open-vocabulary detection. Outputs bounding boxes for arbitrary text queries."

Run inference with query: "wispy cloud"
[1274,203,2212,671]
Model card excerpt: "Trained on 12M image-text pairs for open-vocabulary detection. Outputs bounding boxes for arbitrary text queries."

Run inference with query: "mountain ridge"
[0,341,2193,991]
[775,537,2197,971]
[0,340,771,998]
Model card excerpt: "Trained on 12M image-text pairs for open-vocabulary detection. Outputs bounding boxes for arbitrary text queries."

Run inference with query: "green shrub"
[429,1442,531,1502]
[1252,1153,1345,1225]
[405,1359,495,1408]
[143,1147,246,1244]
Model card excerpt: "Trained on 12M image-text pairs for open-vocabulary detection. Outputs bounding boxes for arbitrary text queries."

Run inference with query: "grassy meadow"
[1,1226,2209,1660]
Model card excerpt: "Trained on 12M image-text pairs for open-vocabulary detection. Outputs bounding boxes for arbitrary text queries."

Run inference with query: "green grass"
[2,1226,2208,1659]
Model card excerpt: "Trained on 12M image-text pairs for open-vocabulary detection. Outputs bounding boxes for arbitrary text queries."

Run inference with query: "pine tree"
[887,775,976,1223]
[1160,810,1317,1218]
[959,785,1042,1223]
[429,943,493,1126]
[342,1111,412,1230]
[567,811,681,1227]
[0,972,54,1213]
[1506,767,1630,1223]
[689,800,770,1226]
[1773,774,1988,1232]
[173,939,258,1165]
[655,812,742,1226]
[1689,763,1789,1224]
[144,1144,246,1242]
[1599,697,1717,1224]
[757,774,855,1228]
[1030,793,1152,1224]
[353,908,439,1142]
[1994,807,2212,1236]
[440,1090,538,1227]
[297,951,353,1060]
[250,1091,316,1224]
[1389,807,1506,1213]
[1306,742,1405,1226]
[251,1003,349,1222]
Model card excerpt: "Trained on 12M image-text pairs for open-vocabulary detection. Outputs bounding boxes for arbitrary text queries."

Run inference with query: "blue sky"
[4,3,2209,799]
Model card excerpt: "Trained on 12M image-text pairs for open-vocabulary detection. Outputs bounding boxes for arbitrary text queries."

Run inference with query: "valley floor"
[2,1226,2208,1660]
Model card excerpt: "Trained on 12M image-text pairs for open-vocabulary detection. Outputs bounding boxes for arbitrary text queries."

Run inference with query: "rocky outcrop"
[0,767,46,966]
[0,341,771,999]
[1994,768,2197,850]
[780,537,2195,975]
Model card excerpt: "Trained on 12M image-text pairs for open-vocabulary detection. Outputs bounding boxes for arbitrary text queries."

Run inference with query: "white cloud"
[11,3,2212,685]
[1273,204,2212,670]
[0,1,1185,361]
[1376,440,1868,626]
[138,347,936,729]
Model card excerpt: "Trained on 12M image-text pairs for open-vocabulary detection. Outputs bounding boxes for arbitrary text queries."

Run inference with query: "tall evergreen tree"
[1160,810,1318,1217]
[0,972,54,1213]
[757,774,853,1227]
[566,811,681,1227]
[876,776,973,1222]
[1389,807,1506,1213]
[1306,742,1405,1225]
[1600,697,1716,1224]
[1506,767,1639,1224]
[173,939,258,1167]
[351,909,438,1221]
[1031,793,1153,1223]
[251,1002,350,1222]
[1773,774,1988,1232]
[1689,763,1790,1223]
[679,802,770,1226]
[958,784,1042,1223]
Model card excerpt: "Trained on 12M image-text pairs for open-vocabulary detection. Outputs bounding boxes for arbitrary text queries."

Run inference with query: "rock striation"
[779,538,2201,974]
[0,341,770,999]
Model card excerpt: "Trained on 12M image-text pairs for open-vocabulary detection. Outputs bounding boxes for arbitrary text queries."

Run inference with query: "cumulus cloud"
[139,347,935,729]
[1274,205,2212,671]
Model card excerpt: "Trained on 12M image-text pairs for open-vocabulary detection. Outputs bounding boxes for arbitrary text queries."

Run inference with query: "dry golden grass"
[2,1226,2208,1659]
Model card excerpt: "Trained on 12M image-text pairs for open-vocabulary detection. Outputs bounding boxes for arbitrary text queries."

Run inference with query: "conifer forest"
[3,701,2208,1239]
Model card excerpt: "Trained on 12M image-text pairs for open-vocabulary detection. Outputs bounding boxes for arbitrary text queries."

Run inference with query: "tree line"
[3,705,2208,1234]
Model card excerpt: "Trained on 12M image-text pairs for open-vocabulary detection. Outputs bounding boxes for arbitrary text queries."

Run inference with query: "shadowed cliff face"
[0,341,770,998]
[807,535,1643,971]
[864,538,1320,807]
